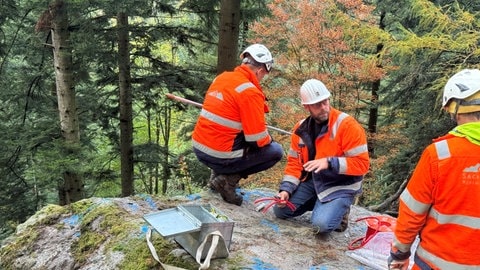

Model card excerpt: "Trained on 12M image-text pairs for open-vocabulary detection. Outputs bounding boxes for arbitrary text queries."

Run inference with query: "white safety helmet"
[300,79,331,105]
[240,44,274,72]
[443,69,480,114]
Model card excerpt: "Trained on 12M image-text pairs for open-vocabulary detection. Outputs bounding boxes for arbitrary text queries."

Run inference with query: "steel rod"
[166,93,292,135]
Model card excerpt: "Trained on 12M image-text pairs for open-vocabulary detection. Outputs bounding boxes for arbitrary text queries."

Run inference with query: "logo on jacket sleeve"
[462,163,480,185]
[463,163,480,173]
[208,90,224,101]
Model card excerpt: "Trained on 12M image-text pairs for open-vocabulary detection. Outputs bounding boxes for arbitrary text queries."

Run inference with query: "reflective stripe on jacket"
[279,108,370,201]
[392,131,480,269]
[192,64,272,159]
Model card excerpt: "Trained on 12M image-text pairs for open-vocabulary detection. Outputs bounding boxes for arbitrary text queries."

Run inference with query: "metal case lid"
[144,207,201,237]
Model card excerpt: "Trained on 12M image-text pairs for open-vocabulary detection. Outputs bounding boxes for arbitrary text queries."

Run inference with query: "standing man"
[192,44,283,206]
[274,79,370,234]
[388,69,480,269]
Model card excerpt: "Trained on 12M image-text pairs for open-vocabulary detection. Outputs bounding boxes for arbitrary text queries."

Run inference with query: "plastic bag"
[345,215,418,270]
[348,215,396,250]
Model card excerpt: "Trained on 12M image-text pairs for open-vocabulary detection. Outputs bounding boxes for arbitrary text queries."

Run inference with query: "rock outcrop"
[0,188,383,270]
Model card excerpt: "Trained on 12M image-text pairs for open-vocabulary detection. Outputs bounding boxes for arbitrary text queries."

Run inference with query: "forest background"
[1,0,478,241]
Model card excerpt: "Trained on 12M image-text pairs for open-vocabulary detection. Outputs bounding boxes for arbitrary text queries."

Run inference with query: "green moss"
[1,198,201,270]
[74,199,195,269]
[0,228,40,270]
[18,204,68,231]
[72,202,124,264]
[0,203,69,269]
[69,199,95,214]
[72,231,107,263]
[119,234,195,270]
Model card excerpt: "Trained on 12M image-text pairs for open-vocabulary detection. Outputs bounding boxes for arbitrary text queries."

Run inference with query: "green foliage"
[0,0,235,239]
[4,0,479,246]
[362,0,480,209]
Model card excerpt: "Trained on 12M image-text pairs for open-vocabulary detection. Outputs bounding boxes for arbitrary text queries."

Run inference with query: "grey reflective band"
[330,112,348,139]
[400,189,431,215]
[434,140,451,160]
[288,149,298,158]
[344,144,368,157]
[392,235,412,253]
[235,82,255,93]
[338,157,347,174]
[282,175,300,186]
[245,130,269,142]
[429,207,480,229]
[316,181,362,201]
[200,109,242,130]
[192,139,244,159]
[416,246,480,269]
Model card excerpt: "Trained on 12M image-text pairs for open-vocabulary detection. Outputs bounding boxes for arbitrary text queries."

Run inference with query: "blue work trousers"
[273,178,353,233]
[194,141,283,178]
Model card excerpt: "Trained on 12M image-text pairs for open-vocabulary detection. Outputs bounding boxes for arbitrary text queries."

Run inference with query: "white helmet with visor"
[443,69,480,114]
[240,44,274,72]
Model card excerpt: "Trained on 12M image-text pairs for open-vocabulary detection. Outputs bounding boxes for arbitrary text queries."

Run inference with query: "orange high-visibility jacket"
[192,64,272,159]
[392,125,480,269]
[279,108,370,201]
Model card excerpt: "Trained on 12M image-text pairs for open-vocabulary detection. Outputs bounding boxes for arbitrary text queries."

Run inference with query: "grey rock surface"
[0,188,385,270]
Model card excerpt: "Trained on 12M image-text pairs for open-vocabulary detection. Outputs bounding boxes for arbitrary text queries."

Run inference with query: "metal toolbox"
[144,204,234,259]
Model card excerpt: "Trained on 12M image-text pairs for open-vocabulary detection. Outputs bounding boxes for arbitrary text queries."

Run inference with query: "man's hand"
[387,257,409,270]
[303,157,328,173]
[388,248,411,270]
[275,191,290,208]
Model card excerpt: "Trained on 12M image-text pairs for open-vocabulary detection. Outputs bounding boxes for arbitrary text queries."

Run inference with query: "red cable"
[254,197,296,213]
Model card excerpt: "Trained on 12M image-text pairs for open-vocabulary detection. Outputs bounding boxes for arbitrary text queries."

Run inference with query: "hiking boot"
[208,170,218,191]
[208,170,240,190]
[211,174,243,206]
[335,207,350,232]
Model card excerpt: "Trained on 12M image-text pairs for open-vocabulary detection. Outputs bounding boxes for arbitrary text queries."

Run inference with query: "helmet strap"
[454,99,460,115]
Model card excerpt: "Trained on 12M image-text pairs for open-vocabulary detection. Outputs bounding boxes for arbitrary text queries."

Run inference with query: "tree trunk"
[367,11,386,157]
[217,0,241,74]
[146,109,153,194]
[155,114,160,194]
[160,105,171,194]
[117,12,134,197]
[50,0,83,205]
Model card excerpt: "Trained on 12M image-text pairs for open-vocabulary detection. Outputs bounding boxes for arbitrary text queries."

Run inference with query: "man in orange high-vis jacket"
[273,79,370,234]
[388,69,480,270]
[192,44,283,206]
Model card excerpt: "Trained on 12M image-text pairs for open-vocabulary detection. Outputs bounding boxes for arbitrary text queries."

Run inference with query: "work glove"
[387,248,411,270]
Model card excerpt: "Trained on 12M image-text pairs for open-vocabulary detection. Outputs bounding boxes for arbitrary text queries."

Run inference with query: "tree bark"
[117,12,134,197]
[160,106,171,194]
[367,11,386,157]
[50,0,84,205]
[217,0,241,74]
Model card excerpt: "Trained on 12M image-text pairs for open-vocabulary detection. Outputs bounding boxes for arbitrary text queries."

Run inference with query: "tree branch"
[368,177,409,213]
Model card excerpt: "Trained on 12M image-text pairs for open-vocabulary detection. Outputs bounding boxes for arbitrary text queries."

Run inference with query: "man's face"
[304,99,330,123]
